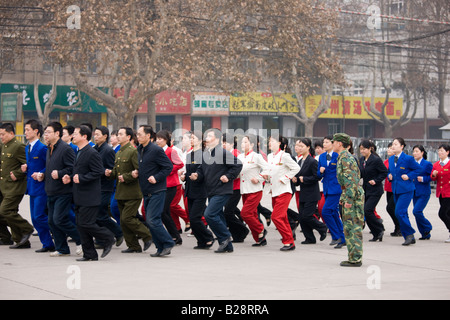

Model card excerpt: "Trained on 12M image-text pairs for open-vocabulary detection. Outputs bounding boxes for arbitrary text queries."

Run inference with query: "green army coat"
[110,142,142,200]
[336,149,364,205]
[0,137,27,196]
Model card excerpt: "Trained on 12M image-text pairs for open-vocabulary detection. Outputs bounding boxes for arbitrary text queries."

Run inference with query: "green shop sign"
[0,84,107,113]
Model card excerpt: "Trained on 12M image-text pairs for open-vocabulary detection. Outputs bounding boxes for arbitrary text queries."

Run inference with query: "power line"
[314,5,450,26]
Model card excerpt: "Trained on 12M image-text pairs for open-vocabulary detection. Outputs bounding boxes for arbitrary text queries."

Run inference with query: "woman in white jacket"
[238,134,270,246]
[263,135,300,251]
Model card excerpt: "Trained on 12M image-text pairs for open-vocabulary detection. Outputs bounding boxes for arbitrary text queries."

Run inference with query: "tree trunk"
[304,120,314,138]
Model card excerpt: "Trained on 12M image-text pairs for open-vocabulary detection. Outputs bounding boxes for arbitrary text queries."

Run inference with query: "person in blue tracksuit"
[388,138,421,246]
[23,120,55,252]
[317,136,345,248]
[411,145,433,240]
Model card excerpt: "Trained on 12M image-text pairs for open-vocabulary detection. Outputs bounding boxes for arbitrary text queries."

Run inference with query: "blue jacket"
[388,152,421,195]
[317,152,342,196]
[413,159,433,196]
[25,139,47,197]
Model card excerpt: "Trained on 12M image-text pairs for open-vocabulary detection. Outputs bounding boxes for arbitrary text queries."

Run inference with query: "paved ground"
[1,190,449,301]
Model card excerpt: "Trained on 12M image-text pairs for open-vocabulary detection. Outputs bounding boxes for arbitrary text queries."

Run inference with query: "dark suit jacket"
[196,144,242,197]
[137,142,173,196]
[359,153,388,196]
[45,138,75,196]
[94,142,116,193]
[72,144,104,207]
[185,149,207,199]
[295,154,321,202]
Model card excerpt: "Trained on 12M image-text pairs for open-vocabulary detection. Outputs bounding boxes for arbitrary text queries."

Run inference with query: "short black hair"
[119,127,134,141]
[156,129,171,145]
[25,119,43,136]
[63,125,75,135]
[95,125,110,142]
[45,122,63,137]
[0,122,15,134]
[76,125,92,141]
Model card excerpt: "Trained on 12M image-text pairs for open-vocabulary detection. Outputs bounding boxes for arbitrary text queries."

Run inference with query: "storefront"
[305,95,404,137]
[0,83,108,134]
[191,92,229,132]
[131,90,191,132]
[229,92,301,137]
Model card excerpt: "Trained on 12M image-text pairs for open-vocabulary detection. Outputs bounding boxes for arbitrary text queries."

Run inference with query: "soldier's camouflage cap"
[332,133,351,144]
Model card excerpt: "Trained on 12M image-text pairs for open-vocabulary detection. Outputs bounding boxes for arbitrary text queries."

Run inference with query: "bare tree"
[42,0,263,128]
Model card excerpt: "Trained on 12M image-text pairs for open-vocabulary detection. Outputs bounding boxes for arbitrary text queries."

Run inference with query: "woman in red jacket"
[156,130,185,245]
[431,144,450,243]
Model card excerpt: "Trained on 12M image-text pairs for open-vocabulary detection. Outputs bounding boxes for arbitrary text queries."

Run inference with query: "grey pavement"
[1,190,450,300]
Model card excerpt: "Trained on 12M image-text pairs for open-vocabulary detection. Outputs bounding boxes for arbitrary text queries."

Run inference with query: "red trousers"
[272,192,295,245]
[170,184,190,230]
[241,191,264,242]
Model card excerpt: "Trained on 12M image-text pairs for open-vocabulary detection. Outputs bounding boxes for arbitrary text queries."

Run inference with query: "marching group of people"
[0,119,449,267]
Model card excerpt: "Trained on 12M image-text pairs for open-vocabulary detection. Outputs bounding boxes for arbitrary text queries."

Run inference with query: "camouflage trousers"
[342,198,364,263]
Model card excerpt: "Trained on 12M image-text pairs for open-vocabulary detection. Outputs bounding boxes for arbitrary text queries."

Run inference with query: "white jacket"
[266,150,300,197]
[238,151,269,194]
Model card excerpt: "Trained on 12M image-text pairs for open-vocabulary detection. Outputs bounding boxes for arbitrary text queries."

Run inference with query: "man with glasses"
[41,122,82,257]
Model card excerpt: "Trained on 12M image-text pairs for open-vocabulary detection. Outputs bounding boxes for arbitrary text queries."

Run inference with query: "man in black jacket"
[94,126,123,247]
[42,122,82,257]
[190,128,242,253]
[63,125,114,261]
[135,125,174,257]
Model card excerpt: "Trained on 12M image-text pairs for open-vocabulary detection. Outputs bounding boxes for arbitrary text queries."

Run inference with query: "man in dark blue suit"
[388,138,421,245]
[317,136,345,248]
[136,125,174,257]
[63,125,114,261]
[23,120,55,252]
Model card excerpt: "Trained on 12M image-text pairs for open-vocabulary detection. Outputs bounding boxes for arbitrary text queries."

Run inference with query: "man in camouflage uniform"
[333,133,364,267]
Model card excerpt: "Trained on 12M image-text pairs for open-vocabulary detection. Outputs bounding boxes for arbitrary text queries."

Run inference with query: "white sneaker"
[76,245,83,255]
[50,251,70,257]
[445,236,450,243]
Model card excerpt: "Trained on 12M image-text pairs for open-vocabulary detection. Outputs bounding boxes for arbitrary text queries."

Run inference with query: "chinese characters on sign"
[305,95,403,120]
[229,92,299,115]
[132,90,191,114]
[192,92,229,116]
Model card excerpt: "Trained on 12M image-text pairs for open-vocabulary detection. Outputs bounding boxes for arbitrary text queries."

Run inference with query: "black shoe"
[334,242,346,249]
[329,238,341,246]
[215,238,233,253]
[35,247,55,253]
[9,241,31,249]
[390,230,402,237]
[280,243,295,251]
[301,240,316,244]
[143,240,153,251]
[76,257,98,261]
[319,229,327,241]
[101,241,114,258]
[252,239,267,247]
[369,231,384,242]
[340,260,362,267]
[121,248,142,253]
[0,239,13,245]
[402,235,416,246]
[115,236,124,247]
[18,232,34,246]
[419,231,431,240]
[174,238,182,245]
[194,239,215,250]
[150,246,173,257]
